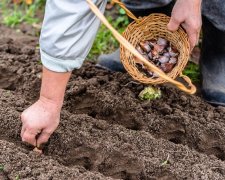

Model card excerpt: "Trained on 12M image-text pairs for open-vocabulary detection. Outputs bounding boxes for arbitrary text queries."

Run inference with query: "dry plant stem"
[122,81,141,87]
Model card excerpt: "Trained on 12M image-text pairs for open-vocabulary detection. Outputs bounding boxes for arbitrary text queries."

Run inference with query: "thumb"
[37,131,51,147]
[167,17,180,32]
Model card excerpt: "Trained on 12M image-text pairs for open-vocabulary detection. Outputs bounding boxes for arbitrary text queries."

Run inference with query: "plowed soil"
[1,24,225,180]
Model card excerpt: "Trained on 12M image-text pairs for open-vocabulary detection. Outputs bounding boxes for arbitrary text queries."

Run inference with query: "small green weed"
[183,62,200,83]
[160,154,170,166]
[15,175,20,180]
[1,0,45,27]
[87,17,119,60]
[0,164,4,171]
[38,59,42,65]
[88,7,129,60]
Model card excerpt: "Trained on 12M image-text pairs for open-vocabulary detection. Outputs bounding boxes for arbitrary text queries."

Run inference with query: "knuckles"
[20,111,29,122]
[22,133,32,142]
[171,15,183,25]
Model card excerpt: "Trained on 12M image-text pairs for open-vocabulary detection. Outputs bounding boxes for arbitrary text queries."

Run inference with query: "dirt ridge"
[1,25,225,180]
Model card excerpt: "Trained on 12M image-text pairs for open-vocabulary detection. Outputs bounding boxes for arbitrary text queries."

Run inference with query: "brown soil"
[1,24,225,180]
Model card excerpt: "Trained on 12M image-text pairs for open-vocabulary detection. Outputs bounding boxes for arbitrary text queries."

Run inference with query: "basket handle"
[178,73,196,93]
[86,0,196,94]
[110,0,140,22]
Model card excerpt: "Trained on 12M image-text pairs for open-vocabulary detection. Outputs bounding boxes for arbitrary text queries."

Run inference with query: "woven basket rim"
[120,13,190,84]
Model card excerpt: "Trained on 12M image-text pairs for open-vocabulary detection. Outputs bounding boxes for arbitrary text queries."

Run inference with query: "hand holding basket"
[86,0,196,94]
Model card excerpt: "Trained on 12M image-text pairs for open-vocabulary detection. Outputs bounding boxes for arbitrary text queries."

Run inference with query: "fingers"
[182,23,200,51]
[21,114,38,146]
[168,19,200,51]
[21,127,52,148]
[36,131,51,148]
[195,27,201,47]
[187,31,198,51]
[167,16,181,32]
[20,125,26,138]
[22,129,39,146]
[20,100,60,149]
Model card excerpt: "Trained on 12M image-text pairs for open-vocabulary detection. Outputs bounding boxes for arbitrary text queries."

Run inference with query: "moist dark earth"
[1,24,225,180]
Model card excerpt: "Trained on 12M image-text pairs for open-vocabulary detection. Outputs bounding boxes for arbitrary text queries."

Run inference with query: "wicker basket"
[121,13,190,84]
[86,0,196,94]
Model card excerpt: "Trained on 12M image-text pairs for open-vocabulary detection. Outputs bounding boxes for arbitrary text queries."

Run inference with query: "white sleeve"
[40,0,107,72]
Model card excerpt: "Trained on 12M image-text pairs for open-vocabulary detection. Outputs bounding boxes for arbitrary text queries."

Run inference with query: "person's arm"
[167,0,202,50]
[21,67,71,147]
[20,0,107,147]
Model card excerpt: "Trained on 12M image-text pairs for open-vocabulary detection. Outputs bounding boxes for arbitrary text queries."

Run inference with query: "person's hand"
[167,0,202,50]
[21,97,61,147]
[21,66,71,147]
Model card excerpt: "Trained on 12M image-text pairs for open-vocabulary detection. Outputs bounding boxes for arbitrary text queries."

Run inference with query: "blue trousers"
[123,0,225,31]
